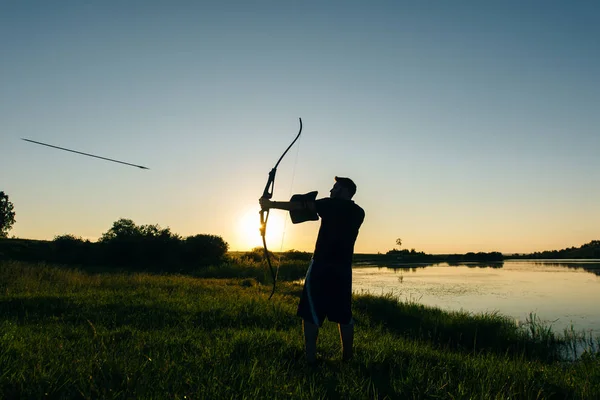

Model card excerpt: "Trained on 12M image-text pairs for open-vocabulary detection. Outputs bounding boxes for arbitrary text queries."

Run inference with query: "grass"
[1,260,599,399]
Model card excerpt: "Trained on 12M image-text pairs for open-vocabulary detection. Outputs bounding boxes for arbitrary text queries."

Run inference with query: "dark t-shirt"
[313,198,365,266]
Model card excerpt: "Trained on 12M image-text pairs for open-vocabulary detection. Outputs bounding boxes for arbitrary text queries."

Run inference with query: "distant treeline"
[508,240,600,259]
[386,248,504,262]
[351,249,504,266]
[0,218,229,272]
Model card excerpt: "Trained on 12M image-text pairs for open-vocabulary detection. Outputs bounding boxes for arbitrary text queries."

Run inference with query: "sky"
[1,1,599,255]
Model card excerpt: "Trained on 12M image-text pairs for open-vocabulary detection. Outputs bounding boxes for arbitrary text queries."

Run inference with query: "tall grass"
[1,260,599,399]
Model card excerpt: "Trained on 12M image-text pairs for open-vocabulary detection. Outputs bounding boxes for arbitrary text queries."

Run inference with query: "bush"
[181,234,229,268]
[281,249,312,261]
[241,247,269,263]
[52,234,94,265]
[98,219,183,269]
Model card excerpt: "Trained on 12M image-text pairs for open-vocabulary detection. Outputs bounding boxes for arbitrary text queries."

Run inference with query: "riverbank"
[1,261,598,399]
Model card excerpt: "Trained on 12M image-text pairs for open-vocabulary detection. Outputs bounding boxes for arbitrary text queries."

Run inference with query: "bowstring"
[276,135,302,280]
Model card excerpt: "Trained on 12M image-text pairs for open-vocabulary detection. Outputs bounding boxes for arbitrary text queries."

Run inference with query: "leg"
[335,267,354,361]
[302,319,319,363]
[338,320,354,361]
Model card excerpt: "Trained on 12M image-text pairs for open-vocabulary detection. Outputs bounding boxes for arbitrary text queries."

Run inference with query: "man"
[259,176,365,364]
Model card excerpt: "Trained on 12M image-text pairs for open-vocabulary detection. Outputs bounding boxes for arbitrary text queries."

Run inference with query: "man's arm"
[259,198,316,212]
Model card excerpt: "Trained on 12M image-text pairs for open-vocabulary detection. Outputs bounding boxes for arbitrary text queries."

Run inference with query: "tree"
[183,234,229,266]
[98,218,183,267]
[0,191,16,238]
[99,218,141,242]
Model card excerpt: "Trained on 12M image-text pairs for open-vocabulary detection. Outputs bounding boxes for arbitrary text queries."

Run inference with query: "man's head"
[330,176,357,200]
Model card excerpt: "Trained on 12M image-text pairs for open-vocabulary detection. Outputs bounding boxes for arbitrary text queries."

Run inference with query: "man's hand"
[259,197,273,210]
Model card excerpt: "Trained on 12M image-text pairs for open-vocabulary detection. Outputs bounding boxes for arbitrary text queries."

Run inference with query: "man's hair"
[335,176,357,197]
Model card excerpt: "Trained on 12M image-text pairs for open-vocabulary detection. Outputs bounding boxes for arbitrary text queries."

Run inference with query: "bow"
[260,118,303,299]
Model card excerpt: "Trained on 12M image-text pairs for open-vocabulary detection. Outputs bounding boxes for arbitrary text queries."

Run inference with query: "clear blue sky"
[1,1,599,254]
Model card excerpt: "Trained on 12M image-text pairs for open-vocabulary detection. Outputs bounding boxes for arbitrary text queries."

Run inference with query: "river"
[352,259,600,335]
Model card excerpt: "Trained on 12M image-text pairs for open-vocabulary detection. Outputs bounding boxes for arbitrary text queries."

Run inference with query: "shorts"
[297,259,352,326]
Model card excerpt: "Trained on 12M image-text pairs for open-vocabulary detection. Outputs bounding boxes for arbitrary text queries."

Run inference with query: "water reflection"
[352,260,600,334]
[361,259,600,276]
[528,260,600,276]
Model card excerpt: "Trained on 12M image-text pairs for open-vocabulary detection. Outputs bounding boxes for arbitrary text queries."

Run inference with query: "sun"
[237,208,287,251]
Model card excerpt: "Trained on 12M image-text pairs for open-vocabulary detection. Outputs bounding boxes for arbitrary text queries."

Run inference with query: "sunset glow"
[1,2,598,254]
[235,208,288,253]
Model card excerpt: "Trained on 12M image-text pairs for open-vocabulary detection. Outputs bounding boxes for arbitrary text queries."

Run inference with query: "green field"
[1,260,598,399]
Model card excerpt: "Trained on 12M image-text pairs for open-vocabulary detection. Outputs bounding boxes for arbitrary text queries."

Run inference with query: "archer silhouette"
[259,176,365,364]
